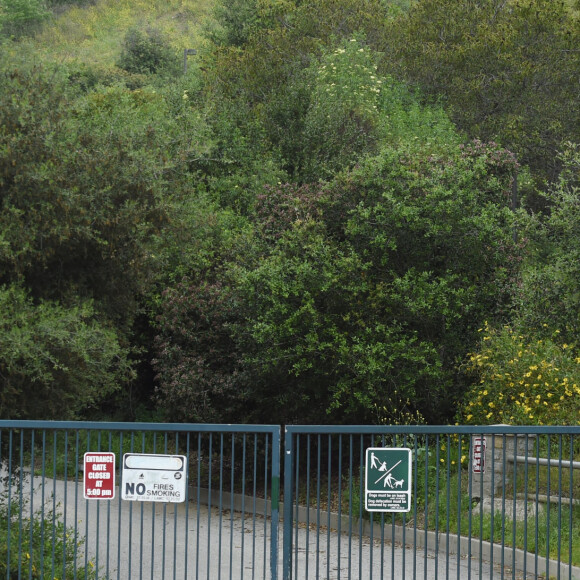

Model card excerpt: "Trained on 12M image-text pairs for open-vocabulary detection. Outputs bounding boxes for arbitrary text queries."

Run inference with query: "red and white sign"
[472,437,486,474]
[84,452,116,500]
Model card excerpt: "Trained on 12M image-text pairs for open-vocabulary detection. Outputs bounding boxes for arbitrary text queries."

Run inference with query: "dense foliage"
[383,0,580,185]
[0,0,579,425]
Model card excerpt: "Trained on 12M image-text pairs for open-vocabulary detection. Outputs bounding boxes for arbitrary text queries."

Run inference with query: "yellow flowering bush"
[459,323,580,425]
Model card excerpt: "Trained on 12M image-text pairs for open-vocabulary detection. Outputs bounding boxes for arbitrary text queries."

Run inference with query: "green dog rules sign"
[365,447,412,512]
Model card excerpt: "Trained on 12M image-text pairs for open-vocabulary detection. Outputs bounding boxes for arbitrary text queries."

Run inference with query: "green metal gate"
[1,421,579,579]
[0,421,280,580]
[282,425,580,580]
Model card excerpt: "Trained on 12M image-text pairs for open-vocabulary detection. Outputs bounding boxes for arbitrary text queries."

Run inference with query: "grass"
[3,0,214,70]
[290,434,580,567]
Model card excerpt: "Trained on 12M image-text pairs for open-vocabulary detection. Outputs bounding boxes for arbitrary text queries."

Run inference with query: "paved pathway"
[6,475,539,579]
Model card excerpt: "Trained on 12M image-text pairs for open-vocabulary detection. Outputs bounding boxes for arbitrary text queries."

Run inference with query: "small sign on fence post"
[84,452,116,500]
[472,436,486,473]
[365,447,412,512]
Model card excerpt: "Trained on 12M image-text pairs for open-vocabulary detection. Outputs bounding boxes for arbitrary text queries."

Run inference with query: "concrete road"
[5,475,541,579]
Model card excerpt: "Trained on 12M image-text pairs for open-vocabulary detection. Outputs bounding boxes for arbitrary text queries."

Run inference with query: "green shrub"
[0,487,96,579]
[459,323,580,426]
[0,0,49,37]
[0,285,132,420]
[117,26,178,76]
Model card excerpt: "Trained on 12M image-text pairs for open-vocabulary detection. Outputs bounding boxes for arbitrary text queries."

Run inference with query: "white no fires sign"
[121,453,187,503]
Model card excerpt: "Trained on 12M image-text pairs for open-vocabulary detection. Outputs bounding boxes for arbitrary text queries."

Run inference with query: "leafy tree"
[0,285,131,420]
[515,142,580,341]
[0,69,173,328]
[117,26,179,77]
[297,39,385,181]
[0,0,49,37]
[385,0,580,183]
[230,140,521,424]
[203,0,399,180]
[207,0,261,46]
[153,279,249,423]
[0,67,187,418]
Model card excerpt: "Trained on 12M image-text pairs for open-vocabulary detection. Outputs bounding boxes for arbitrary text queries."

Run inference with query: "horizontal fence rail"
[512,455,580,470]
[0,421,280,580]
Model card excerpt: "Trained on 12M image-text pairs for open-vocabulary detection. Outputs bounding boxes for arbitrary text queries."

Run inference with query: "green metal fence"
[1,421,579,579]
[0,421,280,580]
[282,425,580,580]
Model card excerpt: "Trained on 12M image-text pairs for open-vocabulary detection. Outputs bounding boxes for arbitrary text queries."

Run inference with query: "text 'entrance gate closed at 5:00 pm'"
[84,452,116,499]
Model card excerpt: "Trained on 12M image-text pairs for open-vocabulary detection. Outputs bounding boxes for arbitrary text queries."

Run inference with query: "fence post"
[271,427,281,580]
[282,428,294,580]
[470,426,535,500]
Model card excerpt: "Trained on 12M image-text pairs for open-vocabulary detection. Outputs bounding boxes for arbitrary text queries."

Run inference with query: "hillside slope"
[2,0,213,69]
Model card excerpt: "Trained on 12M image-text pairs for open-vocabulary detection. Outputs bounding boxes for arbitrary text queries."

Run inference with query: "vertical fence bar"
[252,434,257,580]
[146,431,152,580]
[467,432,473,580]
[217,433,224,580]
[381,433,387,580]
[241,433,246,580]
[445,434,450,580]
[500,433,506,580]
[17,429,24,580]
[414,434,420,580]
[326,434,332,580]
[27,429,35,580]
[295,434,301,578]
[478,431,484,580]
[196,432,202,580]
[435,433,440,580]
[174,431,181,580]
[511,432,517,579]
[161,432,168,580]
[522,433,530,580]
[271,426,281,580]
[304,433,312,578]
[183,432,191,580]
[456,432,462,580]
[337,434,343,580]
[207,433,213,580]
[50,430,57,580]
[546,434,552,580]
[40,429,47,579]
[95,430,102,580]
[358,435,364,579]
[489,433,496,580]
[402,432,408,580]
[263,431,270,580]
[316,434,321,578]
[557,434,563,579]
[347,434,353,580]
[6,429,13,580]
[534,432,540,579]
[283,427,294,580]
[117,430,124,580]
[229,434,234,580]
[568,434,574,580]
[424,433,429,580]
